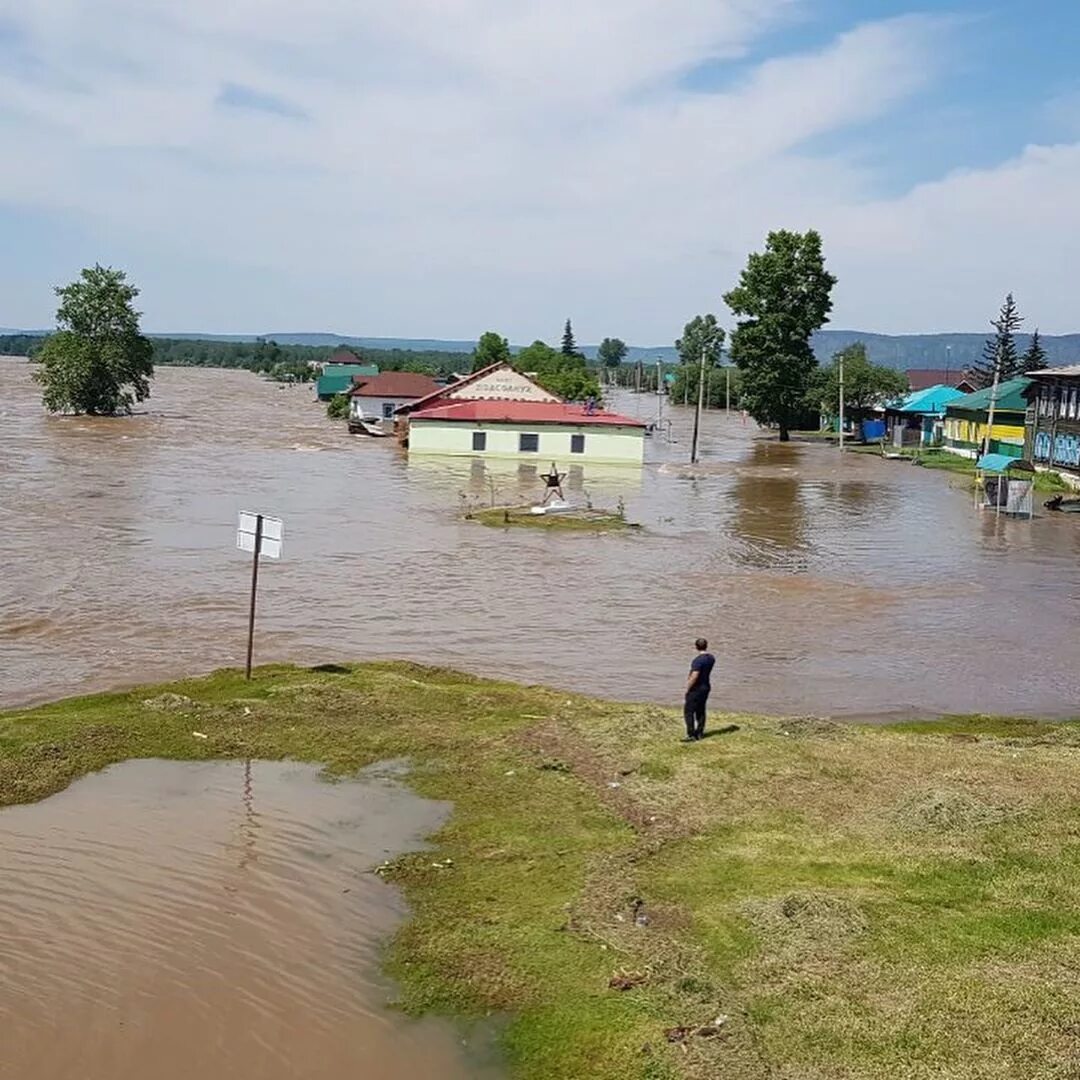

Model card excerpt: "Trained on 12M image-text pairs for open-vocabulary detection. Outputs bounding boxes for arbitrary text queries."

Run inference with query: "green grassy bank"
[850,445,1072,492]
[3,664,1080,1079]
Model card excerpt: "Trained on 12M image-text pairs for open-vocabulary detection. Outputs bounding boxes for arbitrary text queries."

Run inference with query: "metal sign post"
[236,511,283,680]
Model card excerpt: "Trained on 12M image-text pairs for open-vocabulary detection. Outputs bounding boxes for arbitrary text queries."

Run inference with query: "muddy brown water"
[0,758,502,1080]
[2,357,1079,718]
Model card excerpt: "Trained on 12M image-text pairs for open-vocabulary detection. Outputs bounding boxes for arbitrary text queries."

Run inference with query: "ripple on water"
[0,759,502,1080]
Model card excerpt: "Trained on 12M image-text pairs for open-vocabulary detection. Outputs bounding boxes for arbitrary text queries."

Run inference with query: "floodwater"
[0,758,501,1080]
[2,357,1079,718]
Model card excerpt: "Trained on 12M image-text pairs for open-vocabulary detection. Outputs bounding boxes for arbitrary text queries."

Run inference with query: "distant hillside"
[4,327,1077,370]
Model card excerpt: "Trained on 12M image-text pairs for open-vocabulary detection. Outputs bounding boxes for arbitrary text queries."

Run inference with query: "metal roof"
[945,376,1032,415]
[976,453,1034,473]
[346,372,440,398]
[896,384,966,414]
[1025,365,1080,378]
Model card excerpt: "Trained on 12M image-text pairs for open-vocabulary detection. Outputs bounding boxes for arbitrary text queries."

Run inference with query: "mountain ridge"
[3,328,1077,371]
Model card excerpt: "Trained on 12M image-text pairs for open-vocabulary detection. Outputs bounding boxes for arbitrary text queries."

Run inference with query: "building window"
[519,433,539,453]
[472,431,487,452]
[570,434,585,454]
[382,402,394,419]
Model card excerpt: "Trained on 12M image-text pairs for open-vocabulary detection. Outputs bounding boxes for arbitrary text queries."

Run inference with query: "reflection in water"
[0,759,501,1080]
[2,358,1079,719]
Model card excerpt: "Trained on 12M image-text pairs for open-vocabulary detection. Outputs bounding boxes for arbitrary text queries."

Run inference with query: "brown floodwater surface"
[0,759,501,1080]
[2,358,1079,717]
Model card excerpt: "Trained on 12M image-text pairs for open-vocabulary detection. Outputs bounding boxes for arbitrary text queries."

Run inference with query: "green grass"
[3,664,1080,1079]
[851,446,1073,492]
[467,505,636,531]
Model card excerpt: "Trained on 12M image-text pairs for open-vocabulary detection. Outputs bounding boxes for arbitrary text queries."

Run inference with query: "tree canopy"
[807,343,907,415]
[970,293,1024,388]
[517,339,600,402]
[471,331,512,373]
[1021,328,1048,373]
[675,314,725,367]
[723,230,837,440]
[34,265,154,415]
[596,337,628,368]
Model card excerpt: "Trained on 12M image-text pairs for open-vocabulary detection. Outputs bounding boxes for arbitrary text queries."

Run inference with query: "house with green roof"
[943,376,1032,459]
[316,365,380,400]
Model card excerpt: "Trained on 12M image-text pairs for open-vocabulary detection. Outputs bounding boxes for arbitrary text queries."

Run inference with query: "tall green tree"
[1021,328,1048,373]
[561,318,581,358]
[723,230,837,441]
[970,293,1023,389]
[596,337,628,368]
[807,343,907,417]
[675,314,724,367]
[517,339,599,401]
[34,265,154,415]
[471,330,512,373]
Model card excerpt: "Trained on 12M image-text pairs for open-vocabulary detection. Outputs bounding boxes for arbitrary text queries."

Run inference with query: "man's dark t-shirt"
[688,653,715,694]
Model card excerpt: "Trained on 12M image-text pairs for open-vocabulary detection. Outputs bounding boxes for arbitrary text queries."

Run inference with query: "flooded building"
[396,362,646,464]
[1024,366,1080,483]
[943,376,1031,459]
[346,371,440,424]
[315,362,379,401]
[885,384,965,447]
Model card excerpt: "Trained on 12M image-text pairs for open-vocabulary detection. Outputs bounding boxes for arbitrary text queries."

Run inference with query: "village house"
[884,384,966,448]
[1023,366,1080,484]
[346,371,441,424]
[943,377,1032,460]
[395,362,646,465]
[905,368,978,394]
[314,347,379,400]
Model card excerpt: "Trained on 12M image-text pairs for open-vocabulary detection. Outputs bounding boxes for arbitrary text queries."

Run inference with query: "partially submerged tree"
[723,230,837,440]
[1021,328,1048,373]
[675,314,725,368]
[34,265,154,415]
[471,330,512,373]
[807,343,907,417]
[596,337,628,368]
[970,293,1024,388]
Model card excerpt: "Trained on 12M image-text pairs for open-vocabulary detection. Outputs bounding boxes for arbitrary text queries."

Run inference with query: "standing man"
[683,637,715,742]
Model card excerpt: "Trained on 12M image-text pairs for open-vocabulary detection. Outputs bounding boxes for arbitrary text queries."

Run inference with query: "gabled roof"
[907,368,977,391]
[896,384,966,414]
[395,361,560,415]
[945,376,1032,415]
[408,400,645,428]
[347,371,440,398]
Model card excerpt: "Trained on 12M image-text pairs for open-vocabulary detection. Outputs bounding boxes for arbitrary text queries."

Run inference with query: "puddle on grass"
[0,759,502,1080]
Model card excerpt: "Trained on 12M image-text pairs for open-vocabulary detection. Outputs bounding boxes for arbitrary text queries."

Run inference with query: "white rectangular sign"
[237,511,284,559]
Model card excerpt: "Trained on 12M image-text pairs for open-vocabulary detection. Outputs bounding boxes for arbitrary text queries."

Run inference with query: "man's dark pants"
[684,688,709,739]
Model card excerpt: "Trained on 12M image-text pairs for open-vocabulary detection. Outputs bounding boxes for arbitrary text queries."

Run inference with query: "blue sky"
[2,0,1080,342]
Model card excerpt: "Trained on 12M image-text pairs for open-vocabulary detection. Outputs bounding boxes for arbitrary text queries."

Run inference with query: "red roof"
[347,372,440,398]
[906,368,976,391]
[408,400,645,427]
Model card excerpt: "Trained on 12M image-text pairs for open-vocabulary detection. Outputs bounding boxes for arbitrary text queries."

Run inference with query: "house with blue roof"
[884,384,966,447]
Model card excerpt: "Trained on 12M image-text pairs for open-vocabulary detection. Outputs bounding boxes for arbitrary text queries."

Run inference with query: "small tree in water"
[35,265,154,415]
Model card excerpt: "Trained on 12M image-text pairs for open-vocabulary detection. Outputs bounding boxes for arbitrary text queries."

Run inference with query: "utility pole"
[982,344,1003,461]
[838,349,846,453]
[656,359,663,430]
[725,364,731,412]
[690,345,706,464]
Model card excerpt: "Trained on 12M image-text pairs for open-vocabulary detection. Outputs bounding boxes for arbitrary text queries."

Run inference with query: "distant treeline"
[0,334,471,378]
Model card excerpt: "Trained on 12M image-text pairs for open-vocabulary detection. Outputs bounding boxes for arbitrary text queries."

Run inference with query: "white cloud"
[1,1,1073,339]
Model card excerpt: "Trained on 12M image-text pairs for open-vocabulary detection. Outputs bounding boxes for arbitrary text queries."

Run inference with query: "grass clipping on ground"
[3,665,1080,1080]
